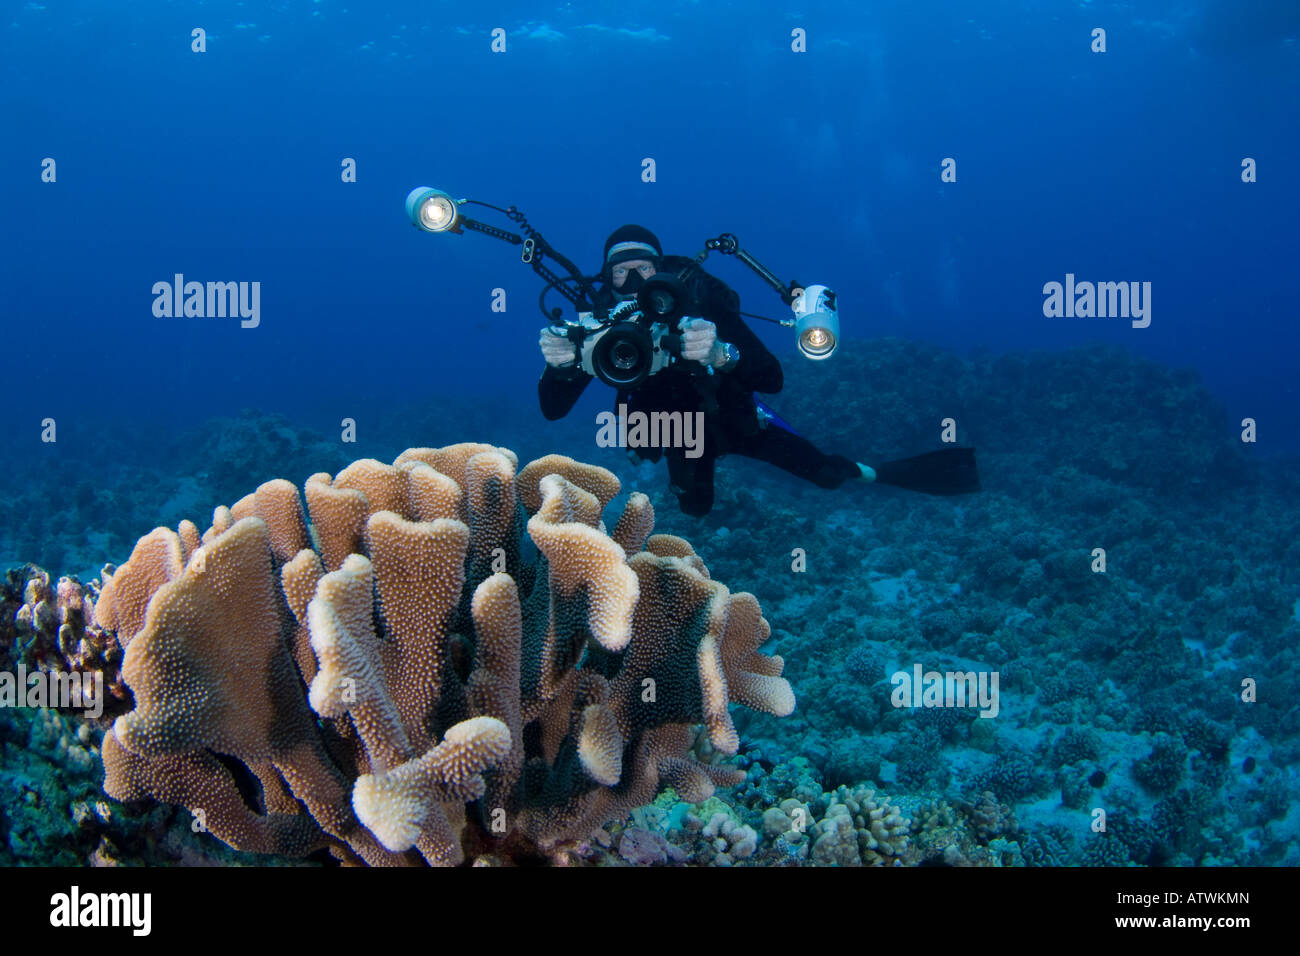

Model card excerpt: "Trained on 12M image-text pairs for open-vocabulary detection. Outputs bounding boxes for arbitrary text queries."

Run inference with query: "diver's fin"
[870,448,980,495]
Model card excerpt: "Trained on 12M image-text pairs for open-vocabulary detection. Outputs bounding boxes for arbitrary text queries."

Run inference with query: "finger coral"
[96,444,794,865]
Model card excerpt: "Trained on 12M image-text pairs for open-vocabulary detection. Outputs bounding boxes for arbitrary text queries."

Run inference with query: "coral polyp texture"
[94,443,795,865]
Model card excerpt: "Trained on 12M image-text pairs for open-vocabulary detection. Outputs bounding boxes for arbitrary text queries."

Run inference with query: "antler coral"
[97,444,794,865]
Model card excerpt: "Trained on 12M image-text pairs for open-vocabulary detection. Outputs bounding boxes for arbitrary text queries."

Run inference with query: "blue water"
[3,0,1296,449]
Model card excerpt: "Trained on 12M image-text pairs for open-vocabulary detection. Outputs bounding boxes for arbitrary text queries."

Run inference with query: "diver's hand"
[680,317,719,365]
[539,327,578,367]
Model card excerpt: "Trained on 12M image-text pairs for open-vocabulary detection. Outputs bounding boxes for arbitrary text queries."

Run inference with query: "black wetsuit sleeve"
[704,282,784,394]
[538,365,592,420]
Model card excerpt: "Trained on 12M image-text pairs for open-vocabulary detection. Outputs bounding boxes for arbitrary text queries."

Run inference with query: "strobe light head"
[792,284,839,360]
[406,186,462,233]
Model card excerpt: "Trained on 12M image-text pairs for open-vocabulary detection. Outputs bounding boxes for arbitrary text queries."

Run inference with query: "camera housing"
[557,272,699,388]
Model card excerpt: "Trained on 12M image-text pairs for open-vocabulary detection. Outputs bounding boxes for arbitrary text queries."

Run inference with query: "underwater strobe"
[696,232,841,361]
[406,187,463,233]
[405,185,604,321]
[792,285,839,360]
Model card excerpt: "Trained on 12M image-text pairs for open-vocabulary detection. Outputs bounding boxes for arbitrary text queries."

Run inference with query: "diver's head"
[603,224,661,300]
[611,258,657,297]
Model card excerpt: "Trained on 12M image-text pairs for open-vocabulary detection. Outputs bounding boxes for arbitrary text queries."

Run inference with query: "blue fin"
[754,397,801,437]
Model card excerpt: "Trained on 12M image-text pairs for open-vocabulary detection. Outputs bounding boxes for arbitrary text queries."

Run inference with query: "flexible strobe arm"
[456,201,599,314]
[701,233,803,306]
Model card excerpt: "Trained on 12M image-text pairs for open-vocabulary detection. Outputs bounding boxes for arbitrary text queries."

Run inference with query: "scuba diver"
[537,224,980,517]
[400,188,976,515]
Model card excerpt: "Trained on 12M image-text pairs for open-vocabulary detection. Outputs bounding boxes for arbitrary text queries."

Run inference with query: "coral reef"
[93,444,795,865]
[1,705,112,866]
[0,566,129,716]
[0,705,258,867]
[618,826,689,865]
[807,784,910,866]
[5,338,1299,867]
[1134,735,1189,794]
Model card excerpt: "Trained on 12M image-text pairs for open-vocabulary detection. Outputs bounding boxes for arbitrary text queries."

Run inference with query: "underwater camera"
[552,272,697,388]
[405,187,842,362]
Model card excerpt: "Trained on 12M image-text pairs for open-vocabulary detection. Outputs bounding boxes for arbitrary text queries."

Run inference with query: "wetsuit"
[538,255,859,516]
